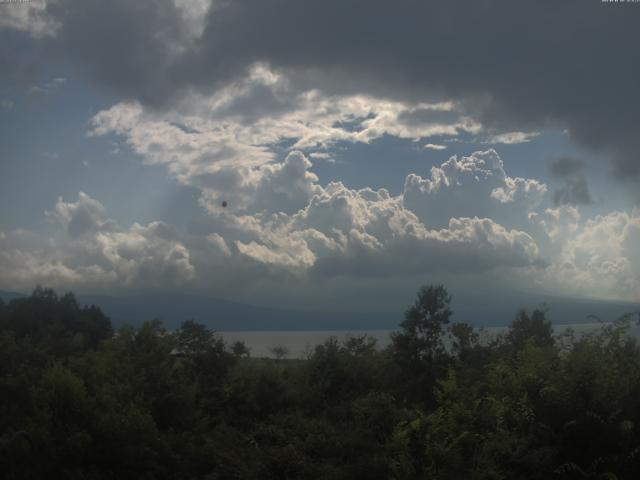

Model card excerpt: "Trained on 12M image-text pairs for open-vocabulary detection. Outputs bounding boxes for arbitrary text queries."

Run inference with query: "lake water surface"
[221,321,640,358]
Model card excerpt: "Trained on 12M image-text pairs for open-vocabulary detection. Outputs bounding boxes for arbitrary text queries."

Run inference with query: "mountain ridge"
[2,289,638,331]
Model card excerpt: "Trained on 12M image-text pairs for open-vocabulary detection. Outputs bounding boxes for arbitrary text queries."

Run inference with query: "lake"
[220,321,640,358]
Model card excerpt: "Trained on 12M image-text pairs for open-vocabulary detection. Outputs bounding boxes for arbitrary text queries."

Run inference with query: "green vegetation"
[1,286,640,479]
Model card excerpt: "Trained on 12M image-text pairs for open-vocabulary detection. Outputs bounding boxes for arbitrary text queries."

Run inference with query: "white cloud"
[0,150,547,295]
[485,131,540,145]
[214,155,543,278]
[0,0,59,38]
[3,148,639,303]
[206,233,231,256]
[309,152,335,163]
[424,143,447,150]
[403,149,547,229]
[535,210,640,300]
[1,193,195,292]
[197,150,323,215]
[92,222,196,288]
[3,65,638,302]
[47,192,116,237]
[89,65,484,217]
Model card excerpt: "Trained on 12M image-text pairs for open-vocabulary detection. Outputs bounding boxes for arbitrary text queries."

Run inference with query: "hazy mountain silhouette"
[0,290,26,302]
[1,289,638,331]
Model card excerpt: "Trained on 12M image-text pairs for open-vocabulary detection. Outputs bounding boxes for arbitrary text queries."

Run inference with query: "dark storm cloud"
[4,0,640,176]
[550,157,592,207]
[43,0,191,104]
[550,157,586,178]
[183,0,640,181]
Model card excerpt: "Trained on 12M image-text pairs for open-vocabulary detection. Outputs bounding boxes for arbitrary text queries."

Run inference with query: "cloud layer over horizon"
[2,0,640,309]
[2,143,639,303]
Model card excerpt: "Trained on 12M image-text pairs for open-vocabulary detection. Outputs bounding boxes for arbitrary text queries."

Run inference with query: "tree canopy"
[1,286,639,479]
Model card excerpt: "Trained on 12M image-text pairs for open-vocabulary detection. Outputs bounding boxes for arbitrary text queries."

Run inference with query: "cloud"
[549,157,592,207]
[3,2,640,306]
[47,192,116,237]
[28,77,65,97]
[485,131,540,145]
[227,174,542,280]
[403,149,547,229]
[89,67,488,216]
[534,209,640,300]
[0,0,58,38]
[91,222,196,288]
[424,143,447,151]
[3,148,640,302]
[550,157,585,177]
[553,178,592,208]
[0,149,548,294]
[309,152,335,163]
[0,193,197,292]
[3,0,637,177]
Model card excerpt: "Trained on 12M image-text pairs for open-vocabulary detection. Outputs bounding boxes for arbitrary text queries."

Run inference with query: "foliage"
[1,286,640,479]
[391,284,453,405]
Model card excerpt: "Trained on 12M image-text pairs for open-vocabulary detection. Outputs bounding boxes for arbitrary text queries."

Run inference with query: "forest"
[1,286,640,479]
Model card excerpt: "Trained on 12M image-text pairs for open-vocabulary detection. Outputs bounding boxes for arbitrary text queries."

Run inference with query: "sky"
[1,0,639,318]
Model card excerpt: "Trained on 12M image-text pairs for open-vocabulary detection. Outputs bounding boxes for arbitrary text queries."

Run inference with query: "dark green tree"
[392,285,452,404]
[231,340,250,357]
[506,307,554,351]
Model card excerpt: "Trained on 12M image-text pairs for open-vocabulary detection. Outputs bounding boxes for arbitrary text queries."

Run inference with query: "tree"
[231,340,251,358]
[449,322,477,354]
[176,319,219,355]
[343,334,378,356]
[391,285,452,404]
[270,345,290,361]
[393,285,452,363]
[506,307,554,351]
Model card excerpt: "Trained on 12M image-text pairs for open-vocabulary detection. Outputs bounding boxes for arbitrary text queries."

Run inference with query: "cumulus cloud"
[1,193,195,292]
[91,222,196,288]
[47,192,116,237]
[2,148,639,302]
[403,149,547,229]
[89,66,486,216]
[533,210,640,300]
[83,79,556,291]
[86,86,551,279]
[0,150,548,295]
[227,175,543,278]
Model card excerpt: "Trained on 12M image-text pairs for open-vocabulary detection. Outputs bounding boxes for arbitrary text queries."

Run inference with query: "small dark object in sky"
[221,201,228,208]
